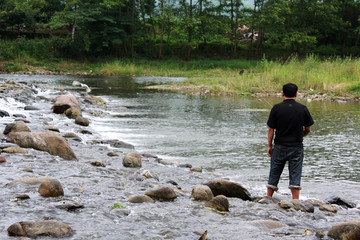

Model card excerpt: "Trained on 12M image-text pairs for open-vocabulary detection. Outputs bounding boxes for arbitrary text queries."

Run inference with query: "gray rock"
[325,196,357,209]
[56,203,84,212]
[0,110,10,117]
[178,163,192,168]
[250,219,288,230]
[24,105,40,111]
[0,143,19,149]
[91,139,135,149]
[8,220,73,237]
[159,159,178,165]
[13,114,26,118]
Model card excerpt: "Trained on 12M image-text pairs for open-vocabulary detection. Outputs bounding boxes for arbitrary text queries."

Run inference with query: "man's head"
[282,83,298,98]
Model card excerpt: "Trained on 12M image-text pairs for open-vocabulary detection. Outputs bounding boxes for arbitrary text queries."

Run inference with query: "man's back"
[267,99,313,146]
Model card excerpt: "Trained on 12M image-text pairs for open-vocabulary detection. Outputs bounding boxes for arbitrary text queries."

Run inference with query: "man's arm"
[303,126,311,137]
[267,127,274,157]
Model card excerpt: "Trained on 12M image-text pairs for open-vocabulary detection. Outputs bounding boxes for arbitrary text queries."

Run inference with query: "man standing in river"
[266,83,314,199]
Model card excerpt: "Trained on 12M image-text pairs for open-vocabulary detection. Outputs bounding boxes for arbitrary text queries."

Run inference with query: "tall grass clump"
[248,55,360,96]
[95,60,144,76]
[181,55,360,97]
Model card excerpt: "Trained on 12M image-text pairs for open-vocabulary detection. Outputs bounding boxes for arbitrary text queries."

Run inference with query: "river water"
[0,74,359,240]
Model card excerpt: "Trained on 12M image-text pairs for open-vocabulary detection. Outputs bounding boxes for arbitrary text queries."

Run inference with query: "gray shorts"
[267,144,304,190]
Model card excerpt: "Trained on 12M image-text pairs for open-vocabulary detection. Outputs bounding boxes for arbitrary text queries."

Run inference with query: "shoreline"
[144,84,360,102]
[1,69,360,102]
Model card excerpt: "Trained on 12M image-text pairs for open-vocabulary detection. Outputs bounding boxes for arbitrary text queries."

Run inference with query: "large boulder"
[145,185,177,201]
[7,220,73,238]
[6,131,77,160]
[123,152,142,168]
[328,219,360,240]
[191,184,214,201]
[52,93,81,114]
[3,122,31,135]
[206,179,252,201]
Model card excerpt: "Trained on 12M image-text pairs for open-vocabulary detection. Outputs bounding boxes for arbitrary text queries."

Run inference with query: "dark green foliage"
[1,0,360,60]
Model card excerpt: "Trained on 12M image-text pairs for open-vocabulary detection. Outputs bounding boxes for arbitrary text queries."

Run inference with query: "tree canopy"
[1,0,360,59]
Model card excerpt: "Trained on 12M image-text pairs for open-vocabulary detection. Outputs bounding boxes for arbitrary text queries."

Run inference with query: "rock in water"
[123,152,142,168]
[75,116,90,126]
[38,178,64,197]
[129,195,155,203]
[191,184,214,201]
[52,93,81,114]
[206,179,252,201]
[6,131,77,160]
[0,110,10,117]
[205,195,229,211]
[325,196,357,209]
[3,122,31,135]
[64,107,82,119]
[328,219,360,240]
[250,220,288,230]
[145,185,177,201]
[8,220,73,237]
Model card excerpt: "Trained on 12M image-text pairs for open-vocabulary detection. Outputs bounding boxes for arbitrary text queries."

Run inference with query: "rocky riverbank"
[145,84,360,102]
[0,78,359,239]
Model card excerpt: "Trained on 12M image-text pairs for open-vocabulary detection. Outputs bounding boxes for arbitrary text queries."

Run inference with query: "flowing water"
[0,74,359,240]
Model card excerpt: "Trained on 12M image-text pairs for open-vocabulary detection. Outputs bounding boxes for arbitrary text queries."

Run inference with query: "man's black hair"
[283,83,298,98]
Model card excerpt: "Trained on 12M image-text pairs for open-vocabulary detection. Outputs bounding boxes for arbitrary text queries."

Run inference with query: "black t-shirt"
[267,99,314,146]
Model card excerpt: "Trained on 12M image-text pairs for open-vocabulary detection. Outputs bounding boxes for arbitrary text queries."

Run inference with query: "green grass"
[179,55,360,97]
[1,54,359,98]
